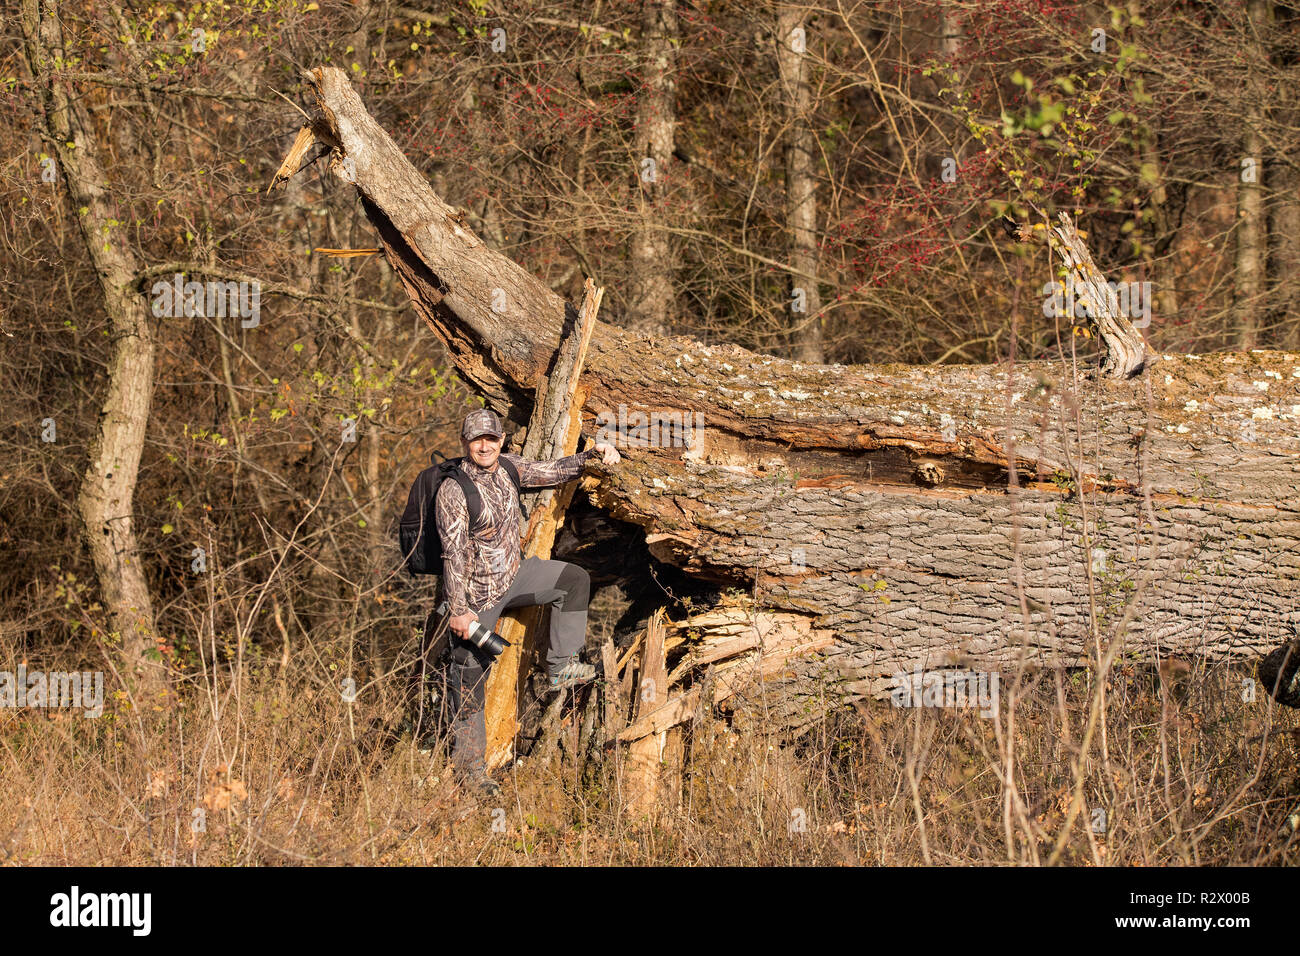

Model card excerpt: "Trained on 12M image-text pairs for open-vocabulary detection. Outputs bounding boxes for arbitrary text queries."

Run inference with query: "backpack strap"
[439,455,526,532]
[446,460,485,530]
[498,456,529,519]
[498,457,521,491]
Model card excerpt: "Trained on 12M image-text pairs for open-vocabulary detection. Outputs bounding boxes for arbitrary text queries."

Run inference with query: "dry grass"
[2,621,1297,866]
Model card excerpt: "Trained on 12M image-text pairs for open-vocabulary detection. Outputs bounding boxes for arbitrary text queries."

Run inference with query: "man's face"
[464,433,502,469]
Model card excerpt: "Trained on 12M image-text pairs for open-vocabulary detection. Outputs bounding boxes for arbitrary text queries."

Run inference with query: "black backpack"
[397,452,525,576]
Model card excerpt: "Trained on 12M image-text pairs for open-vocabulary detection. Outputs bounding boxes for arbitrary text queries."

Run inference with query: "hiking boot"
[457,767,502,800]
[545,659,597,693]
[472,772,503,799]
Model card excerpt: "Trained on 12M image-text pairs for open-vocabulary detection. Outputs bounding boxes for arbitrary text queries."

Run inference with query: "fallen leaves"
[145,768,174,800]
[202,764,249,812]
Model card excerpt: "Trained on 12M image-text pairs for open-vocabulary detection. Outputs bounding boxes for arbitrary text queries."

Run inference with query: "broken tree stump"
[1011,210,1149,379]
[483,278,602,770]
[600,638,623,741]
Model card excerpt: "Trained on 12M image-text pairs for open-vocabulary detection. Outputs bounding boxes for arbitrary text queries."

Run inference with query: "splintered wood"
[626,610,670,813]
[613,604,835,814]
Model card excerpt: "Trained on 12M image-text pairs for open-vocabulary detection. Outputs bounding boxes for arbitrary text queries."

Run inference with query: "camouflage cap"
[461,408,504,442]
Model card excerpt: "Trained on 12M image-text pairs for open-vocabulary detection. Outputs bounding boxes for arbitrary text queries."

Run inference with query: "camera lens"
[467,623,511,658]
[437,603,511,658]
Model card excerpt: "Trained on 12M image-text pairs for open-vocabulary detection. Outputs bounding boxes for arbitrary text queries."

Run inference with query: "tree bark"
[940,1,962,60]
[1236,123,1265,349]
[289,67,1300,713]
[21,0,163,694]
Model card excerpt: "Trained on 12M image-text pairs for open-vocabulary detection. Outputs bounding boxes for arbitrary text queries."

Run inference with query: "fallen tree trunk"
[286,67,1300,712]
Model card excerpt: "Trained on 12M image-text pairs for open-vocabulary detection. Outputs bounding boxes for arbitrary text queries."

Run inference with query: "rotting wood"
[665,607,829,684]
[600,639,623,740]
[617,634,835,741]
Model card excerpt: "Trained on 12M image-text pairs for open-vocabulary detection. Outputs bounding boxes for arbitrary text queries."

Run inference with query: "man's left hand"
[593,442,621,466]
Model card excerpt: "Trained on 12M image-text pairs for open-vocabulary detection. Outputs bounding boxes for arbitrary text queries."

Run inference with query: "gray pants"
[446,557,591,773]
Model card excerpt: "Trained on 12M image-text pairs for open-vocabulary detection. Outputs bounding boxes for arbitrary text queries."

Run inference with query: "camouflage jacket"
[434,448,598,616]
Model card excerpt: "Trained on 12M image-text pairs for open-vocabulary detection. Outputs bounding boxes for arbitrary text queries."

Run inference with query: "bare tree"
[776,3,824,363]
[1235,0,1269,349]
[19,0,162,692]
[626,0,680,336]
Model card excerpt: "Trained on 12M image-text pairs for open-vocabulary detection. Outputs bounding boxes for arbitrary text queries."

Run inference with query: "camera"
[436,601,511,658]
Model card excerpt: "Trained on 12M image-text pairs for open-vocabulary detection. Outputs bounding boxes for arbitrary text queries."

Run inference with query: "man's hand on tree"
[593,442,621,466]
[449,611,478,639]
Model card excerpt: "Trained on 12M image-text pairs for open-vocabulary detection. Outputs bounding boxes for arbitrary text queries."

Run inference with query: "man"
[435,408,621,797]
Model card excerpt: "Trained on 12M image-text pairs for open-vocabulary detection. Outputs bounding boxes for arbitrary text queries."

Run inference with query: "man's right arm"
[434,479,472,618]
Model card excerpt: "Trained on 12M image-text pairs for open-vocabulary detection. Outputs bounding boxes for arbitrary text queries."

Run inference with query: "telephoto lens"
[436,602,512,658]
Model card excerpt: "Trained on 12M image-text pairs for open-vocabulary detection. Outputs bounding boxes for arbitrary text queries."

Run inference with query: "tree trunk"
[1138,134,1181,324]
[21,0,163,695]
[289,67,1300,713]
[1235,0,1267,349]
[775,4,824,363]
[940,2,962,60]
[626,0,679,336]
[1236,126,1265,349]
[1268,155,1300,351]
